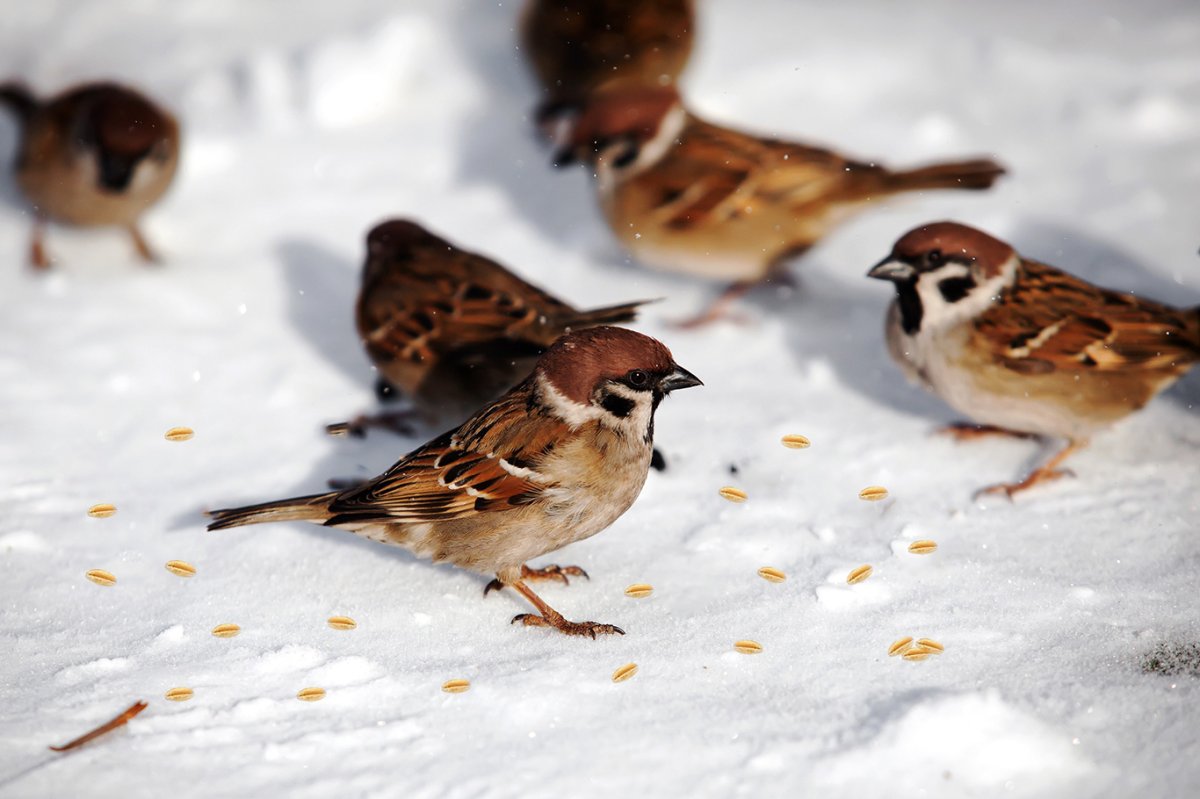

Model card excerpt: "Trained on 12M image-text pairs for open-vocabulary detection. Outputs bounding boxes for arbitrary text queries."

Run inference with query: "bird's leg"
[128,224,160,264]
[975,440,1086,500]
[939,422,1039,441]
[29,217,50,269]
[671,281,754,330]
[325,409,418,438]
[483,563,589,596]
[508,579,623,638]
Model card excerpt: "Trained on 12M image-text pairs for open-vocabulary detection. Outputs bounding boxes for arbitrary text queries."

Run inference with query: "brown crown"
[569,84,681,148]
[367,219,448,256]
[537,326,675,404]
[84,86,171,155]
[891,221,1016,278]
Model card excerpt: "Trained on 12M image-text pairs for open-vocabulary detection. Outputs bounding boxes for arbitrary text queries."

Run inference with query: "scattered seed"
[624,583,654,599]
[888,636,915,657]
[211,623,241,638]
[908,540,938,555]
[780,434,811,449]
[916,638,945,654]
[165,560,196,578]
[757,566,787,583]
[86,569,116,587]
[442,679,471,694]
[846,564,873,585]
[858,486,889,501]
[164,426,194,442]
[164,687,194,702]
[902,649,930,662]
[719,486,748,503]
[611,663,638,683]
[327,616,357,631]
[296,687,326,702]
[734,640,763,654]
[87,503,117,519]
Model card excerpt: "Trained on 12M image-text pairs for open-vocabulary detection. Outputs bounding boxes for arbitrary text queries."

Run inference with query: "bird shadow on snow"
[444,2,609,253]
[0,114,28,214]
[276,238,366,388]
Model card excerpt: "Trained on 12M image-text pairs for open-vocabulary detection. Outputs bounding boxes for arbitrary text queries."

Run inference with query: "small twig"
[49,700,148,752]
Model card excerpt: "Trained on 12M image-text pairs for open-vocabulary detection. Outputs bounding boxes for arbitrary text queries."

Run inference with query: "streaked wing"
[324,382,568,526]
[976,260,1200,374]
[652,119,879,229]
[358,242,576,369]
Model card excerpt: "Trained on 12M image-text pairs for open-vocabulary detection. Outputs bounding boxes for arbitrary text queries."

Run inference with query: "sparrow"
[0,81,180,268]
[868,221,1200,497]
[327,219,652,437]
[209,326,703,638]
[521,0,695,119]
[551,85,1006,326]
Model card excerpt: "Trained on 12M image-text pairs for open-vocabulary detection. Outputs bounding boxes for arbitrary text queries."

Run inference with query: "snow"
[1,0,1199,796]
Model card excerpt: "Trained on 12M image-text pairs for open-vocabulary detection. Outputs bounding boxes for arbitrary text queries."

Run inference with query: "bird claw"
[511,614,624,638]
[484,564,589,597]
[939,422,1037,442]
[974,467,1075,500]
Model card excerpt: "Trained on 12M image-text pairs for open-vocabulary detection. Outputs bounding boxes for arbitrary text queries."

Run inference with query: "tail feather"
[885,158,1006,193]
[206,492,335,531]
[0,81,36,124]
[565,298,657,328]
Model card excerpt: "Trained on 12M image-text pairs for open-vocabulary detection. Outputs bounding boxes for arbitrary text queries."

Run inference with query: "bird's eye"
[627,369,650,387]
[927,249,944,267]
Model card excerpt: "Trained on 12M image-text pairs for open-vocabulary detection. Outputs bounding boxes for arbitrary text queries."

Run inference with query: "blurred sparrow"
[0,81,180,268]
[552,85,1005,326]
[522,0,694,118]
[327,219,651,436]
[868,221,1200,497]
[210,327,702,638]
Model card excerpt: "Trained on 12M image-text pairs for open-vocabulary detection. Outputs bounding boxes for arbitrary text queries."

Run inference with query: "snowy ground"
[1,1,1199,796]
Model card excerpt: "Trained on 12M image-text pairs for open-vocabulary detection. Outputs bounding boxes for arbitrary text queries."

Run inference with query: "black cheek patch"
[601,393,635,419]
[896,281,923,335]
[938,276,977,303]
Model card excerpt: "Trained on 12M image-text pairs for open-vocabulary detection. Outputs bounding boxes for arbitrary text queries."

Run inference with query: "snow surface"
[2,1,1199,797]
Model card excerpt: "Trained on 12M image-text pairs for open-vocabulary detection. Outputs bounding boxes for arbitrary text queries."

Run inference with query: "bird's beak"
[660,364,703,393]
[551,146,576,168]
[867,257,916,282]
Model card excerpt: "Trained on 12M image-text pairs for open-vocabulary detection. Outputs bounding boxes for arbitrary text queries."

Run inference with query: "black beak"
[867,257,916,283]
[551,146,576,168]
[660,364,703,393]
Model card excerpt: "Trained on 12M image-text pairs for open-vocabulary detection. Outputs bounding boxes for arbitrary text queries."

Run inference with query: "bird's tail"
[884,158,1006,193]
[565,299,657,329]
[0,82,36,124]
[206,492,336,531]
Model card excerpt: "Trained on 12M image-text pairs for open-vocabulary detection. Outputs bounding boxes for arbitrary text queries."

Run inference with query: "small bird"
[209,326,703,638]
[868,221,1200,497]
[552,85,1006,326]
[328,219,652,436]
[521,0,695,119]
[0,81,179,268]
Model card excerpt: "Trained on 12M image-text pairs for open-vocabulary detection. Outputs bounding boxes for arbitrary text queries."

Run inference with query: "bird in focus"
[209,326,703,638]
[521,0,695,122]
[0,81,180,268]
[868,221,1200,497]
[327,219,652,437]
[552,85,1006,326]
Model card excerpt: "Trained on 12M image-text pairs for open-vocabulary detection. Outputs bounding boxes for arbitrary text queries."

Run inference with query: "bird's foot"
[484,563,589,596]
[325,410,417,438]
[939,422,1038,441]
[974,466,1075,500]
[511,613,624,639]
